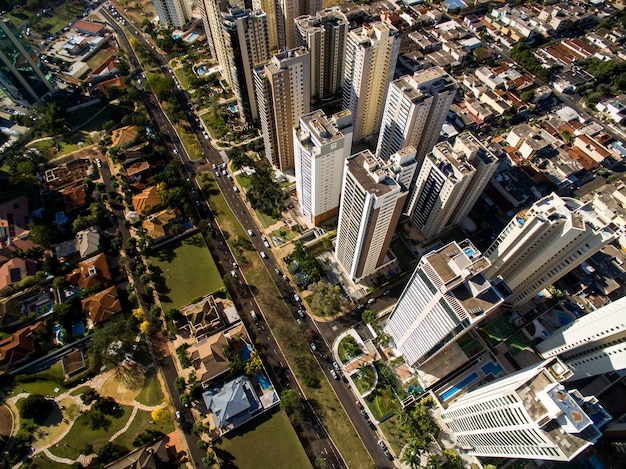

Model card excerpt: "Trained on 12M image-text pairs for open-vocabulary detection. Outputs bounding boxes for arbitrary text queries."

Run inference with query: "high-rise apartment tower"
[255,47,310,171]
[376,68,457,163]
[152,0,191,29]
[335,148,417,281]
[295,8,348,100]
[0,18,55,106]
[407,132,498,240]
[293,109,353,225]
[441,358,608,461]
[536,295,626,381]
[342,22,400,143]
[484,194,615,306]
[276,0,321,49]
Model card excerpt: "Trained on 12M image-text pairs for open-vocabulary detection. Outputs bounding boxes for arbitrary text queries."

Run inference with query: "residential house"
[111,125,139,149]
[179,296,223,338]
[65,252,111,291]
[0,196,29,246]
[61,349,86,377]
[126,161,151,182]
[142,209,178,241]
[132,186,162,214]
[42,159,94,192]
[202,375,262,433]
[0,258,37,292]
[574,134,612,164]
[506,123,552,160]
[76,226,101,259]
[105,438,170,469]
[0,321,45,367]
[596,95,626,124]
[82,285,121,327]
[96,76,126,97]
[0,286,54,328]
[60,183,89,213]
[188,323,246,385]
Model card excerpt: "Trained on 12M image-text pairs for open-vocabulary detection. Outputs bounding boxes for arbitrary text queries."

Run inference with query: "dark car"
[360,409,368,418]
[355,400,364,410]
[383,449,393,461]
[368,421,376,431]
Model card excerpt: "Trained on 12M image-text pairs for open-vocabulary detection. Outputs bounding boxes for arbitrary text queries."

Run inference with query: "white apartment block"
[153,0,191,29]
[376,68,457,163]
[406,132,498,241]
[295,8,348,100]
[255,48,310,171]
[441,358,607,461]
[334,149,413,281]
[536,295,626,381]
[342,22,400,143]
[293,109,353,225]
[484,193,616,306]
[384,240,507,368]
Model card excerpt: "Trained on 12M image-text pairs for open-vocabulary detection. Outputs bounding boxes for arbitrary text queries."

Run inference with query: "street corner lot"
[147,233,224,310]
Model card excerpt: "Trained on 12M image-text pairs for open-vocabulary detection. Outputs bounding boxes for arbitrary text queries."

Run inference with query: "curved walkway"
[8,368,166,468]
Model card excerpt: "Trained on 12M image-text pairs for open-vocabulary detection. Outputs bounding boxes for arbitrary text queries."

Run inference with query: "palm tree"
[401,437,429,468]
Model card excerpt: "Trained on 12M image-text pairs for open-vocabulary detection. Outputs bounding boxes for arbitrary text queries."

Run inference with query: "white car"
[264,240,270,248]
[247,229,254,236]
[310,342,317,351]
[260,251,267,259]
[367,298,376,304]
[96,158,102,168]
[212,163,217,170]
[330,369,339,380]
[215,171,220,177]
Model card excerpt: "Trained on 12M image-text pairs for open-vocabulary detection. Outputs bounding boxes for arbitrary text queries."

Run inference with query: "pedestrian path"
[8,368,167,468]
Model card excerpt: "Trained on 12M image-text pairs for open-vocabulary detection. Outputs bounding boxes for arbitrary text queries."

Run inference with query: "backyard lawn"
[365,386,401,422]
[6,362,66,397]
[147,232,224,310]
[214,410,310,469]
[134,368,163,406]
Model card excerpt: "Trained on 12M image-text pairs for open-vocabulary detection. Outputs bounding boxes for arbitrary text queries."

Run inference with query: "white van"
[251,311,259,321]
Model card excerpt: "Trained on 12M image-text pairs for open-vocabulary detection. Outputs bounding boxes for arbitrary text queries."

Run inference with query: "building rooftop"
[346,150,401,195]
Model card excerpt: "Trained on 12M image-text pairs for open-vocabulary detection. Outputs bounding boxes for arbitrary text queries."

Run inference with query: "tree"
[132,308,144,321]
[19,394,51,423]
[279,389,301,415]
[29,222,61,249]
[361,309,378,324]
[308,281,342,316]
[401,437,429,468]
[139,320,150,334]
[174,376,187,394]
[97,442,124,464]
[244,351,263,375]
[151,407,170,422]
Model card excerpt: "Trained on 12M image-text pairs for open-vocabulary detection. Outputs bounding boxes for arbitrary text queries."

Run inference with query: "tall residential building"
[334,149,417,281]
[255,47,310,171]
[295,8,348,100]
[0,18,55,106]
[385,240,507,369]
[276,0,321,49]
[407,132,498,241]
[376,68,457,162]
[484,194,616,306]
[252,0,279,51]
[536,296,626,381]
[342,22,400,143]
[152,0,191,29]
[201,4,270,121]
[441,358,609,461]
[293,109,353,225]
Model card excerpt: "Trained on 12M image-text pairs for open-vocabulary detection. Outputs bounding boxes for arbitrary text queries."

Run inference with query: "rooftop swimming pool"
[440,372,479,401]
[481,361,503,377]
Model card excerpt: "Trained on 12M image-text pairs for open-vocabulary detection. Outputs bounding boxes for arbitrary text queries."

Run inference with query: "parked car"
[333,361,340,371]
[297,310,305,319]
[377,439,387,450]
[251,311,259,321]
[355,400,363,410]
[310,342,316,351]
[367,298,376,304]
[360,409,368,418]
[264,240,271,248]
[330,369,339,380]
[260,251,268,259]
[368,421,376,431]
[383,449,393,460]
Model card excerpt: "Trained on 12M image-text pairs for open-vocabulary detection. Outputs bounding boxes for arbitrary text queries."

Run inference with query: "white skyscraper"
[484,194,616,306]
[342,22,400,143]
[295,8,348,100]
[536,296,626,381]
[200,4,270,121]
[376,68,457,162]
[153,0,191,29]
[384,240,507,368]
[293,109,353,225]
[255,48,310,172]
[334,149,416,281]
[441,358,609,461]
[407,132,499,240]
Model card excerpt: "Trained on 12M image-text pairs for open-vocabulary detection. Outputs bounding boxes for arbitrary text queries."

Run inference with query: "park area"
[213,410,309,469]
[147,232,224,310]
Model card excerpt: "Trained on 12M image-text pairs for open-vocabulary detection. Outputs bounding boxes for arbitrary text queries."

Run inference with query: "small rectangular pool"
[481,361,503,377]
[440,372,479,401]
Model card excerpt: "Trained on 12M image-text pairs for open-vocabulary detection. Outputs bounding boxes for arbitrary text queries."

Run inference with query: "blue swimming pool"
[444,0,467,9]
[255,374,270,390]
[440,372,479,401]
[554,311,573,327]
[464,247,475,257]
[481,361,503,377]
[72,322,85,336]
[187,32,198,41]
[197,66,207,75]
[229,104,238,113]
[240,344,252,361]
[53,324,63,344]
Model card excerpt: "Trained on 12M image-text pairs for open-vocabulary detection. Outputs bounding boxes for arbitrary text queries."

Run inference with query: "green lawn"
[113,408,174,450]
[214,410,310,469]
[365,386,401,421]
[379,414,405,455]
[175,124,203,160]
[478,315,517,346]
[135,369,163,406]
[269,225,300,242]
[147,232,224,310]
[8,362,67,397]
[49,405,134,459]
[256,209,280,228]
[30,453,74,469]
[351,364,376,394]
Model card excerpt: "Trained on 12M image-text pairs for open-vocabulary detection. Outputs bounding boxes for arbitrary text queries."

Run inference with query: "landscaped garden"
[338,335,363,364]
[147,232,224,310]
[363,362,402,421]
[213,410,309,469]
[351,363,376,394]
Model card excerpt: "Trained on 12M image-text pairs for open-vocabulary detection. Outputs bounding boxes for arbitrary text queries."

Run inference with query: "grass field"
[114,408,174,450]
[7,362,66,397]
[198,170,373,468]
[214,410,310,469]
[135,369,164,406]
[147,232,224,310]
[49,404,134,459]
